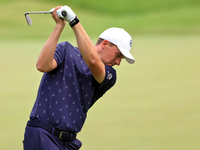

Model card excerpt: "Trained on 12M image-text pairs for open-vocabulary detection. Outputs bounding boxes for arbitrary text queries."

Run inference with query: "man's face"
[99,40,125,66]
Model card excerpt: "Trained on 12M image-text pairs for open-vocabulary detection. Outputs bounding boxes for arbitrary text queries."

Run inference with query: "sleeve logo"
[107,71,113,80]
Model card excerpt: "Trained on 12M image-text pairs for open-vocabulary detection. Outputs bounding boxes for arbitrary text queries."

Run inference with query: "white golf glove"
[50,5,79,27]
[56,5,79,27]
[57,5,76,22]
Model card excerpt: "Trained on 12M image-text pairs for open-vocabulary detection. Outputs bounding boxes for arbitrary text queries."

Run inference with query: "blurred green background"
[0,0,200,150]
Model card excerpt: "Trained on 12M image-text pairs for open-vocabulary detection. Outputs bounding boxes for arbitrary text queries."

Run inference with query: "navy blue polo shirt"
[30,41,116,133]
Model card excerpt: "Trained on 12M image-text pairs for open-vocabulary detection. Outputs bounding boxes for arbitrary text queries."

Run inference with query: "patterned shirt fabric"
[30,41,116,133]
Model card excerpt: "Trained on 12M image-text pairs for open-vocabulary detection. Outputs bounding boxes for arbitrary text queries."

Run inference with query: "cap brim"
[118,46,135,64]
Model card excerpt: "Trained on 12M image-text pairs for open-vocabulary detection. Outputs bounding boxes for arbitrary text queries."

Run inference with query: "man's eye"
[117,54,122,57]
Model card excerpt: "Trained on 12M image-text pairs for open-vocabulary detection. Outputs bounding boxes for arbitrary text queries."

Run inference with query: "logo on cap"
[130,40,132,48]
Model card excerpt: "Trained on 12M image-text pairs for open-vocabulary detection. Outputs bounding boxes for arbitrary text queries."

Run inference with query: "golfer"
[23,5,135,150]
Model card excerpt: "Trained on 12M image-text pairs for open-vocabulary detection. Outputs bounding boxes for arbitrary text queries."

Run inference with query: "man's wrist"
[69,17,79,28]
[55,23,65,31]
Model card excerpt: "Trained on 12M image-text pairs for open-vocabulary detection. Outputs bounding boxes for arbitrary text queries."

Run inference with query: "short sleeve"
[54,42,67,67]
[90,65,117,107]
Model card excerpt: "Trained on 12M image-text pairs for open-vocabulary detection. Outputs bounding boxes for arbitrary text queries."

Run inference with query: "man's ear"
[101,40,109,50]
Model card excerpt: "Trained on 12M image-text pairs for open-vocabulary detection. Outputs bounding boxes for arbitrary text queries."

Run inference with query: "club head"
[25,13,32,26]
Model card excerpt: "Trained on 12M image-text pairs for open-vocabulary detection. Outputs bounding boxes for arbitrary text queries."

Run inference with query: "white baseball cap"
[99,27,135,64]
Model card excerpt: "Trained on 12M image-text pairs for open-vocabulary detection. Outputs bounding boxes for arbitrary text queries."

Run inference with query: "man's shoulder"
[58,41,74,49]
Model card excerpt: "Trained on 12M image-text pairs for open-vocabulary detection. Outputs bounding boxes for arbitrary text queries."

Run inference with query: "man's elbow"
[36,63,45,72]
[36,62,50,73]
[86,58,98,68]
[36,59,57,72]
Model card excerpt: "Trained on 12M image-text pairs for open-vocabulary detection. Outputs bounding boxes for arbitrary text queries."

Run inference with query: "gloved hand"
[56,5,76,22]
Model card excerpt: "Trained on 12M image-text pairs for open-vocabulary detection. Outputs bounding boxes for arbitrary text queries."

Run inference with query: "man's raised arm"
[64,5,105,83]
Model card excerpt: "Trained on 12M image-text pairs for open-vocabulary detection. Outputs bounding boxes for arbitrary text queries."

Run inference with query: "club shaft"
[25,11,52,15]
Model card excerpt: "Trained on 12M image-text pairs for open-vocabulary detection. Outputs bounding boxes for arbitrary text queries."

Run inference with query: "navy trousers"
[23,126,82,150]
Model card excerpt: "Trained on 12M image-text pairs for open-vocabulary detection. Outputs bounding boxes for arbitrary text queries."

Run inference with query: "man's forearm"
[36,24,64,72]
[72,22,99,66]
[72,22,105,83]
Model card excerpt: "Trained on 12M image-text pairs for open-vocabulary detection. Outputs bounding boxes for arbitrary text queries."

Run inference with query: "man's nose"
[115,58,122,66]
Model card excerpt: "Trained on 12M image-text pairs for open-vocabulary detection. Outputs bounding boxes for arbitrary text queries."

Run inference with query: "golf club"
[25,8,67,26]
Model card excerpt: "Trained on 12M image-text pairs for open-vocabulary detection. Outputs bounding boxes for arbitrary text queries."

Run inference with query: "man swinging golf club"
[23,5,135,150]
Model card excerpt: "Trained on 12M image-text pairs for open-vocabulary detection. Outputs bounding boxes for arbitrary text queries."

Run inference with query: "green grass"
[0,0,200,149]
[1,36,200,150]
[78,35,200,150]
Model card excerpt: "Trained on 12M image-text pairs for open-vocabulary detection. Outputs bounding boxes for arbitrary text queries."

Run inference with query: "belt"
[27,120,77,141]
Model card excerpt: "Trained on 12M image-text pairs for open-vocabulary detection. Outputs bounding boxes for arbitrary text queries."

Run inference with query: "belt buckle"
[59,131,69,140]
